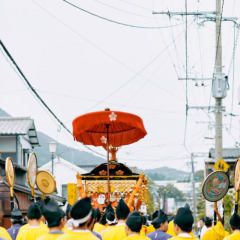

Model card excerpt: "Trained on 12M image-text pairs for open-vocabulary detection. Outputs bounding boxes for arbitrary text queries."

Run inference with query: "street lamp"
[48,142,57,175]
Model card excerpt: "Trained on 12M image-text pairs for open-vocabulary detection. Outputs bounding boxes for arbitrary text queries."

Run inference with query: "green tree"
[146,180,156,214]
[195,170,204,182]
[196,186,205,219]
[223,189,235,232]
[158,184,185,202]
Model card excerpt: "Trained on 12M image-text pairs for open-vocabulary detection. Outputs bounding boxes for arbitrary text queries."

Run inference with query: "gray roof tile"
[0,117,39,146]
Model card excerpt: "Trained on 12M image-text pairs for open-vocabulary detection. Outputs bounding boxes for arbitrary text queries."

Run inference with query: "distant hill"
[0,108,11,117]
[144,167,190,181]
[34,132,105,167]
[0,108,104,167]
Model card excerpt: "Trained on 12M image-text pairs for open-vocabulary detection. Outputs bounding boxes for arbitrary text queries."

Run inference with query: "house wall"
[0,183,12,229]
[0,183,35,229]
[16,135,22,165]
[0,136,16,152]
[0,136,17,164]
[40,158,87,197]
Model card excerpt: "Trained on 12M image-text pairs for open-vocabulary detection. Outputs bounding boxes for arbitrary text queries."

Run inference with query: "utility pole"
[215,0,223,164]
[213,0,224,225]
[153,0,229,224]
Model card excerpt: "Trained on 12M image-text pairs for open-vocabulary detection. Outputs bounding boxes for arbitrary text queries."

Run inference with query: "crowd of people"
[0,197,240,240]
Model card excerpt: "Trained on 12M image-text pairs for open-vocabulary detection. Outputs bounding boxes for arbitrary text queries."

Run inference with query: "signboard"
[5,157,15,187]
[235,159,240,191]
[36,170,56,195]
[202,171,229,202]
[213,158,230,172]
[27,153,37,188]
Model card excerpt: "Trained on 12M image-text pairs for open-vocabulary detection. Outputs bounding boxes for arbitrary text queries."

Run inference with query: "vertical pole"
[158,190,160,210]
[214,0,223,225]
[51,153,54,175]
[222,198,224,225]
[191,153,197,232]
[106,124,110,205]
[235,192,239,213]
[10,187,14,210]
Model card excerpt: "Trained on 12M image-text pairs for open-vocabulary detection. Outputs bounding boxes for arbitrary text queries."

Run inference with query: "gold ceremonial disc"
[36,170,56,195]
[5,157,15,187]
[27,153,37,188]
[202,171,229,202]
[235,159,240,191]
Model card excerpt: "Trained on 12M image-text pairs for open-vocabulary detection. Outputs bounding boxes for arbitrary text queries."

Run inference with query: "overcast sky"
[0,0,240,171]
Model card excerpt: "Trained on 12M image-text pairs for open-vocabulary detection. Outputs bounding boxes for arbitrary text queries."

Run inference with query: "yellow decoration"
[67,183,78,205]
[85,180,137,194]
[213,158,230,172]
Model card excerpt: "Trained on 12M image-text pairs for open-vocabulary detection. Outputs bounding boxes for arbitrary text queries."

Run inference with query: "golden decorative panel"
[85,180,137,194]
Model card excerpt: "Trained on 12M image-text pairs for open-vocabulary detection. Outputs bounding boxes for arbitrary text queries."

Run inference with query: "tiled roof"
[209,148,240,159]
[0,117,39,146]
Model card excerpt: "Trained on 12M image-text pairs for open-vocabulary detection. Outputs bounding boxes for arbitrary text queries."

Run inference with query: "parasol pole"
[106,124,110,205]
[10,187,14,210]
[222,198,224,225]
[235,191,239,213]
[214,202,217,225]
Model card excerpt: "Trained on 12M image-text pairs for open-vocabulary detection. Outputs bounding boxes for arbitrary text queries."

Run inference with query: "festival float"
[69,109,149,212]
[75,146,149,211]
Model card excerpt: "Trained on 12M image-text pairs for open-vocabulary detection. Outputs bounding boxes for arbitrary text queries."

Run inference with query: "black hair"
[100,213,107,225]
[177,224,192,233]
[231,224,240,231]
[12,219,23,225]
[66,204,72,220]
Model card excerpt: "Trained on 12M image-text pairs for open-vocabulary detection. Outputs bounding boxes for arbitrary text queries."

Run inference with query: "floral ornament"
[109,164,116,169]
[115,170,124,175]
[99,170,107,176]
[109,112,117,121]
[100,136,107,144]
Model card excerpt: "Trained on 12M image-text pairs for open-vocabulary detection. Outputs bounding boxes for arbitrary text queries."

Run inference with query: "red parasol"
[72,108,147,203]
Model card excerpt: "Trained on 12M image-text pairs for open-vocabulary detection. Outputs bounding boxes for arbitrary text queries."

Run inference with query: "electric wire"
[152,15,187,101]
[86,27,187,111]
[120,0,152,12]
[94,0,153,19]
[152,16,181,81]
[31,0,144,77]
[121,40,186,106]
[32,0,188,109]
[63,0,185,29]
[183,0,188,146]
[0,39,106,158]
[36,89,186,117]
[228,24,238,133]
[168,14,185,79]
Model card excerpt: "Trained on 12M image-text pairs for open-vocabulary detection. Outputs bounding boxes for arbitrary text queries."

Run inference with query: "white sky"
[0,0,240,172]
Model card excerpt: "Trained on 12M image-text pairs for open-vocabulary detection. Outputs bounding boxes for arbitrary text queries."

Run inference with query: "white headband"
[71,210,92,227]
[107,218,117,225]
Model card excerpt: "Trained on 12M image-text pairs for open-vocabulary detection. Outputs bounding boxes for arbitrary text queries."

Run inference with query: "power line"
[62,0,184,29]
[0,40,72,136]
[119,0,152,12]
[184,0,189,146]
[36,89,186,116]
[94,0,153,19]
[31,0,187,104]
[0,39,106,158]
[86,27,187,110]
[229,24,239,132]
